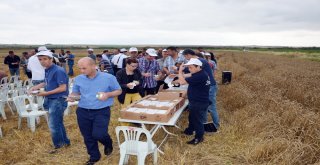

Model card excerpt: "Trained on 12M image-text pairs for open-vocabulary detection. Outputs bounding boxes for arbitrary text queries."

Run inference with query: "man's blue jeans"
[68,64,74,76]
[204,84,219,129]
[44,97,70,148]
[9,68,20,76]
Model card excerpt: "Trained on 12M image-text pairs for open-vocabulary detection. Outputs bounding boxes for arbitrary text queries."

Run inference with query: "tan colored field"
[1,49,320,164]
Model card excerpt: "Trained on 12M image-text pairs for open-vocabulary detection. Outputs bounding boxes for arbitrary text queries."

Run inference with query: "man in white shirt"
[101,49,110,62]
[111,48,128,74]
[27,46,46,85]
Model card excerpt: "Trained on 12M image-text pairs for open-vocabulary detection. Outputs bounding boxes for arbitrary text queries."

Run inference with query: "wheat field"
[1,49,320,164]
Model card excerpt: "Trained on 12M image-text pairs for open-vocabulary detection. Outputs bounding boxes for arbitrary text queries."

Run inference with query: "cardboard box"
[120,107,175,122]
[160,90,187,98]
[120,91,186,122]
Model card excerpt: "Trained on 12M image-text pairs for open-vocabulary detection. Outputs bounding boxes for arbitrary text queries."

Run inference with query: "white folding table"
[118,100,189,154]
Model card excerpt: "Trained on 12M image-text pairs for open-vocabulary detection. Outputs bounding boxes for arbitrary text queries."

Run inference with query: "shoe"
[48,148,60,154]
[104,144,113,156]
[85,159,99,165]
[182,129,193,136]
[204,122,218,134]
[187,138,204,145]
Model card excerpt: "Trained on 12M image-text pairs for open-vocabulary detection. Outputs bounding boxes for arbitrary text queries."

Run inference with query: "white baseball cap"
[38,46,48,52]
[36,50,53,58]
[87,48,94,51]
[162,49,167,52]
[204,52,211,56]
[184,58,202,66]
[146,48,158,57]
[120,48,127,52]
[129,47,138,52]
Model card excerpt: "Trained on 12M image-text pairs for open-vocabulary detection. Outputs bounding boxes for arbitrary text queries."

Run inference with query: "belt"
[79,106,110,112]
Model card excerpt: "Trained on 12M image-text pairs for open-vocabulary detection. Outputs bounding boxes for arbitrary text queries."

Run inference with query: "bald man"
[67,57,121,165]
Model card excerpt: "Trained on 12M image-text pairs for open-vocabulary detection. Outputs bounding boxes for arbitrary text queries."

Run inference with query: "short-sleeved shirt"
[4,55,20,68]
[198,58,216,86]
[99,59,113,74]
[72,71,121,109]
[185,69,210,103]
[67,54,75,65]
[163,54,186,73]
[88,54,96,61]
[44,64,69,98]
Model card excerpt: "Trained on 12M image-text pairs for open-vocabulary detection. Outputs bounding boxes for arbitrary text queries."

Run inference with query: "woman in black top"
[116,58,143,108]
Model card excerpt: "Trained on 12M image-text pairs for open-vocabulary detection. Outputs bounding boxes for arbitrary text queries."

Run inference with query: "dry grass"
[1,49,320,164]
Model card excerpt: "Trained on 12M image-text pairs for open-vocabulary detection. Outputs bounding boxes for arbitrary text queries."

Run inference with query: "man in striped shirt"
[138,48,161,96]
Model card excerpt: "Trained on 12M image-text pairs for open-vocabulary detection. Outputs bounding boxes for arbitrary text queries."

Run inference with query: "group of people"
[4,45,218,165]
[3,48,75,80]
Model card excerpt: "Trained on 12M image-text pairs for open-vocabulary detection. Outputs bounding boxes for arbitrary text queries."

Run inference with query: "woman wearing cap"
[177,58,210,145]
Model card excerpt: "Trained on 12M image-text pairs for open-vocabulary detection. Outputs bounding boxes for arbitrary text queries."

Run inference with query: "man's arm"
[99,89,122,101]
[37,84,67,97]
[30,82,46,91]
[178,65,188,85]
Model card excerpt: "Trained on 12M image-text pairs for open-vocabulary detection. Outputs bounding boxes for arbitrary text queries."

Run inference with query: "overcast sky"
[0,0,319,46]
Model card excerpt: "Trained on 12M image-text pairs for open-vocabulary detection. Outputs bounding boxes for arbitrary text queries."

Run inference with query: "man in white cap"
[27,46,47,85]
[138,48,161,96]
[111,48,128,74]
[87,48,96,62]
[29,50,70,153]
[128,47,139,59]
[176,57,210,145]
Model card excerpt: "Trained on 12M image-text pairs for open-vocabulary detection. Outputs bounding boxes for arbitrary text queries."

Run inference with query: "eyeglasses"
[130,65,138,68]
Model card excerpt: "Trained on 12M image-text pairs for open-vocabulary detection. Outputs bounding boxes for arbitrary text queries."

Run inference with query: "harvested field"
[1,49,320,164]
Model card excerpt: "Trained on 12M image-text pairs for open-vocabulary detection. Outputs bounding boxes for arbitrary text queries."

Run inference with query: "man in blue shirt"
[29,50,70,154]
[182,49,219,133]
[67,57,122,165]
[177,58,210,145]
[66,50,75,76]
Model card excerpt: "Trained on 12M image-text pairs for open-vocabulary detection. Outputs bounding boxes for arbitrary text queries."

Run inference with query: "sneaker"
[187,138,204,145]
[104,144,113,156]
[85,159,99,165]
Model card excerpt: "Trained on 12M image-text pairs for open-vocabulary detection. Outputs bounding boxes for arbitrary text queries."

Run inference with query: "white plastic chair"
[64,101,78,116]
[0,86,15,115]
[12,95,48,132]
[9,76,20,84]
[116,126,158,165]
[23,79,33,89]
[1,77,8,84]
[0,102,6,120]
[0,126,2,138]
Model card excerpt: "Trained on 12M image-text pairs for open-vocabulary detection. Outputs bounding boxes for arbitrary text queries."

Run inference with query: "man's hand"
[97,92,109,101]
[37,91,48,97]
[168,74,176,78]
[179,64,185,73]
[143,72,151,77]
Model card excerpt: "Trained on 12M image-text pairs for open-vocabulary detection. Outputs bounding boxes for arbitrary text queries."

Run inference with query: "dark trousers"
[26,71,32,79]
[141,87,156,97]
[185,101,209,139]
[76,107,112,161]
[155,80,169,93]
